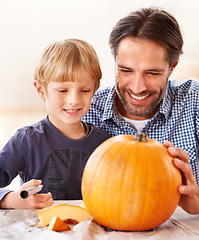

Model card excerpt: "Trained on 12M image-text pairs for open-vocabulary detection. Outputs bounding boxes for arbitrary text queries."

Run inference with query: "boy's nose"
[68,92,80,105]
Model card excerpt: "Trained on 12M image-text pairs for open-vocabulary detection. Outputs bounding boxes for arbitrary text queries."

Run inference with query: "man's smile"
[128,92,151,101]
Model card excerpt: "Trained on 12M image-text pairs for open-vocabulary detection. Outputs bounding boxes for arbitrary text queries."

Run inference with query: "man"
[83,7,199,214]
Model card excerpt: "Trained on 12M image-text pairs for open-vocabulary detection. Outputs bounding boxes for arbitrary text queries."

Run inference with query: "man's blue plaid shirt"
[83,79,199,186]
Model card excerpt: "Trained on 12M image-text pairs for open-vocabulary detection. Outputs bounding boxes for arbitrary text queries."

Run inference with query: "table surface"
[0,200,199,240]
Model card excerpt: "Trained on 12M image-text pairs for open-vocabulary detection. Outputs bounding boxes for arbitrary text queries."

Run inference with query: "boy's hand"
[0,179,53,209]
[164,141,199,214]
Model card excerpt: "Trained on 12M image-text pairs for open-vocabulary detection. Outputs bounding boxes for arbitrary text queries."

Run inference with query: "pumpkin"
[81,132,182,231]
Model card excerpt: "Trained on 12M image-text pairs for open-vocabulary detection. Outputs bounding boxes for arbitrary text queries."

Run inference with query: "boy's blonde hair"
[34,39,102,90]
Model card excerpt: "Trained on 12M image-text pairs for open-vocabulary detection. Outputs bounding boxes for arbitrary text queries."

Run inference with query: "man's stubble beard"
[115,84,165,118]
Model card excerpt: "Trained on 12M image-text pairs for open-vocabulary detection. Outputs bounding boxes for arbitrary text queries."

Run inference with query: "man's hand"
[0,179,53,209]
[164,141,199,214]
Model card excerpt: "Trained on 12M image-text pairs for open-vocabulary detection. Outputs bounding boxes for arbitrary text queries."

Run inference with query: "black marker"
[20,185,43,199]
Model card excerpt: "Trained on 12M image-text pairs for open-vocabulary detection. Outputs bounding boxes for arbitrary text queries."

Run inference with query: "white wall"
[0,0,199,108]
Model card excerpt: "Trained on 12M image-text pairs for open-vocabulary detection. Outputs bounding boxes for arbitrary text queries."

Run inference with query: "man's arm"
[164,141,199,214]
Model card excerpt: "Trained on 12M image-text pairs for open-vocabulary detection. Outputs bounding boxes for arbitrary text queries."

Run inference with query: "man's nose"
[130,73,147,94]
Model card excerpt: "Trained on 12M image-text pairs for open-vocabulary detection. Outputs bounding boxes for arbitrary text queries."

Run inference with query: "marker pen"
[20,185,43,199]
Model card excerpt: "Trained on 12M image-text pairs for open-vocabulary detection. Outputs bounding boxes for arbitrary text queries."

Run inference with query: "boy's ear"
[34,81,46,100]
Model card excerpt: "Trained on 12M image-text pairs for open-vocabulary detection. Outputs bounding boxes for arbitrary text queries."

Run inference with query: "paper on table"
[0,204,198,240]
[0,210,74,240]
[71,207,199,240]
[171,207,199,236]
[72,218,157,240]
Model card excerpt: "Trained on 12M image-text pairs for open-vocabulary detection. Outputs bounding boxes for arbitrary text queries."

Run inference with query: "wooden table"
[0,200,199,240]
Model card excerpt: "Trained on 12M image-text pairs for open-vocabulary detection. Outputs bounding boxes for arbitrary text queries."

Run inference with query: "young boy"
[0,39,111,209]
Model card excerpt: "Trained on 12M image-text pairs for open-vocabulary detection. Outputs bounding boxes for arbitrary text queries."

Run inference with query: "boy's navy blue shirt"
[0,116,111,201]
[82,79,199,186]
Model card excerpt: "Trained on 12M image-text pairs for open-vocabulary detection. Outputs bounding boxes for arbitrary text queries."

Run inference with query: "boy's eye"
[81,89,90,93]
[58,89,67,93]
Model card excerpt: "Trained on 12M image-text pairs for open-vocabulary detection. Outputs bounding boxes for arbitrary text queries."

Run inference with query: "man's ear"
[170,60,179,75]
[34,81,46,100]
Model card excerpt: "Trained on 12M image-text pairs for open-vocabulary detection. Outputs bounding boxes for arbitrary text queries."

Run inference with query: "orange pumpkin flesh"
[81,134,182,231]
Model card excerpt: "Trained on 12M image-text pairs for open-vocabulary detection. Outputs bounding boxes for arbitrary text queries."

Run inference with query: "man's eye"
[120,69,131,73]
[147,72,161,76]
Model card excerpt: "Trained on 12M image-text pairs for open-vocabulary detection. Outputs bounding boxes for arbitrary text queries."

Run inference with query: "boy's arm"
[0,179,53,209]
[0,130,53,209]
[0,130,27,189]
[0,187,13,205]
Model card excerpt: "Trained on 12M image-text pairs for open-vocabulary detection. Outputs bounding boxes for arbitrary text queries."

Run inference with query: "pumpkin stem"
[134,131,147,142]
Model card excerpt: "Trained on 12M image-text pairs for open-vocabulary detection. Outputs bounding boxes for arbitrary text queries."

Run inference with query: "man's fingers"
[168,147,189,164]
[164,140,174,148]
[173,158,196,184]
[179,184,198,195]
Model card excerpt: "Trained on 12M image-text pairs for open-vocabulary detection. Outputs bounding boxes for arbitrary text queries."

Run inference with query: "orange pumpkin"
[81,133,182,231]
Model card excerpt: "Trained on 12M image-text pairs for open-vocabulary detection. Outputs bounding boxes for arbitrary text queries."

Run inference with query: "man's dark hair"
[109,7,183,66]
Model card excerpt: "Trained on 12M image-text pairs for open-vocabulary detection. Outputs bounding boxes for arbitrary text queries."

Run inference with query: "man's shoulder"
[90,86,115,112]
[168,79,199,97]
[166,79,199,111]
[83,87,114,126]
[169,79,199,90]
[92,86,113,101]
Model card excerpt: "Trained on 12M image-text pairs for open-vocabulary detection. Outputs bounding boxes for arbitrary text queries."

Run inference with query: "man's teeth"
[65,109,79,112]
[129,93,149,100]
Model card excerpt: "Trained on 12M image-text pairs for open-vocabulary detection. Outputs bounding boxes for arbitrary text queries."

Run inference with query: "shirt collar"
[158,80,173,120]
